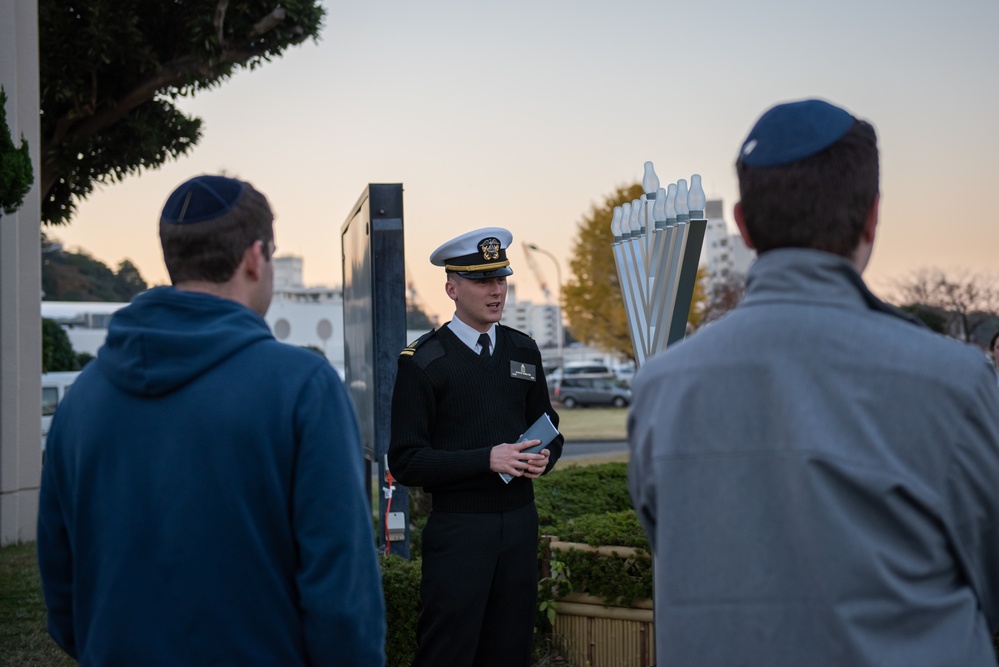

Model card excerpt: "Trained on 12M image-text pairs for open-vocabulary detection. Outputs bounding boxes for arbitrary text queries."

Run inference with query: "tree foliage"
[38,0,325,224]
[686,266,709,330]
[898,304,948,334]
[406,305,435,331]
[563,184,644,361]
[891,268,999,343]
[42,318,80,373]
[42,242,149,301]
[0,87,34,216]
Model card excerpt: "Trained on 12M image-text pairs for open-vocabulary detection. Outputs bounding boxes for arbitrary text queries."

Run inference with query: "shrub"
[380,554,420,667]
[546,511,653,607]
[556,510,648,549]
[384,462,644,665]
[537,466,654,607]
[42,318,79,372]
[0,86,33,216]
[534,462,632,532]
[551,545,652,607]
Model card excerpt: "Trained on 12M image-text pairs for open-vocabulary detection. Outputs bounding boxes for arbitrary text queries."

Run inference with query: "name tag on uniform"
[510,361,536,381]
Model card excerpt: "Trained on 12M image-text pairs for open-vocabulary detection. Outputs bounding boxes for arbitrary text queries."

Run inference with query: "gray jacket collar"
[743,249,923,325]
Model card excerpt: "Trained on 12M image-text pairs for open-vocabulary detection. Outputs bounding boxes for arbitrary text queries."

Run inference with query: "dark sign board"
[340,184,406,461]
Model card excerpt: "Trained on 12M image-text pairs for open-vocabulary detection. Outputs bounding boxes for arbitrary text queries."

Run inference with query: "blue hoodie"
[38,287,386,666]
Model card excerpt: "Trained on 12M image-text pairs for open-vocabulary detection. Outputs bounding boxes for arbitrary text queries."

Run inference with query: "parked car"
[562,361,612,376]
[553,374,632,409]
[613,364,636,386]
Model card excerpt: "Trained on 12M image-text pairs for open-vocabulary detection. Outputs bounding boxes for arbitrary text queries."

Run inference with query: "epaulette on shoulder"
[499,323,537,348]
[400,329,436,357]
[399,329,445,368]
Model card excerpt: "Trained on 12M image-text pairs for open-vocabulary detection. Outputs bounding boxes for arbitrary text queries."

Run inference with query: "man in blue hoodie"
[37,175,386,666]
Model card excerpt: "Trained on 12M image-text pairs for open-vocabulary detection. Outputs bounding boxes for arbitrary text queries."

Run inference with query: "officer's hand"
[522,448,550,479]
[490,440,544,478]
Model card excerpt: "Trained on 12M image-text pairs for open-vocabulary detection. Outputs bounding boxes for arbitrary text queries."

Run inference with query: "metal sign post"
[341,183,410,558]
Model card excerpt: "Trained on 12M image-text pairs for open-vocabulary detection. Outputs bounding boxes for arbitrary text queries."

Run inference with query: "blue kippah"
[738,99,856,167]
[161,175,246,224]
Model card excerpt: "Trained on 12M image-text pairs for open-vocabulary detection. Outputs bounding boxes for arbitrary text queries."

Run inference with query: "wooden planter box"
[547,540,654,667]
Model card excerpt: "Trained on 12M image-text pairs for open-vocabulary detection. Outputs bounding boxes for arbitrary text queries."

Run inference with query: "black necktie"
[477,333,491,359]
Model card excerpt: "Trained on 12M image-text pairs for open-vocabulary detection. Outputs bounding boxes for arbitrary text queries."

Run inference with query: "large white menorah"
[612,162,707,368]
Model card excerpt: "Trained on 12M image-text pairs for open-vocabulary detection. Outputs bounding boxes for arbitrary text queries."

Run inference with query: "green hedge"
[380,554,420,667]
[555,509,648,549]
[383,462,649,666]
[534,462,633,533]
[549,544,652,607]
[538,466,653,607]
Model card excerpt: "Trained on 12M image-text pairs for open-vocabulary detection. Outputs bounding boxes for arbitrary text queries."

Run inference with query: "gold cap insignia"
[479,237,501,261]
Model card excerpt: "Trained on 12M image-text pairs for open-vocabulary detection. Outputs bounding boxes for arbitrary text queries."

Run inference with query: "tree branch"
[251,6,286,37]
[214,0,230,45]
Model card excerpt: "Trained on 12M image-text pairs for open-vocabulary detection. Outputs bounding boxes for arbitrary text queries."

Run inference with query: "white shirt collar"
[447,314,495,354]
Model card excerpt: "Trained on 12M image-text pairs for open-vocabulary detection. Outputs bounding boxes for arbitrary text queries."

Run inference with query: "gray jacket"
[629,249,999,666]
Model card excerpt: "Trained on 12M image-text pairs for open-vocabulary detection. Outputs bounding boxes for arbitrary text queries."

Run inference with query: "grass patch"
[0,542,75,666]
[555,406,627,441]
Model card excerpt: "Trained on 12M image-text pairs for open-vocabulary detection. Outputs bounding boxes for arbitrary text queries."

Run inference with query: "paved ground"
[560,439,627,460]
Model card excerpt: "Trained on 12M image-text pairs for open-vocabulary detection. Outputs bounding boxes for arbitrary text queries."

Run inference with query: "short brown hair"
[159,180,273,284]
[735,120,879,258]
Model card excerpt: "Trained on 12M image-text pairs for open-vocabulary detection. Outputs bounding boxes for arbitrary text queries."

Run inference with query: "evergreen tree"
[39,0,325,225]
[43,243,149,301]
[0,86,33,216]
[115,259,148,297]
[406,305,434,331]
[42,318,80,372]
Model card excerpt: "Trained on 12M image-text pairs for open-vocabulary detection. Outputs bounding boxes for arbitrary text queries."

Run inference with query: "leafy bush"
[0,87,33,216]
[534,462,632,532]
[42,318,79,372]
[380,554,420,667]
[556,510,648,550]
[537,466,654,606]
[551,546,652,607]
[383,462,646,666]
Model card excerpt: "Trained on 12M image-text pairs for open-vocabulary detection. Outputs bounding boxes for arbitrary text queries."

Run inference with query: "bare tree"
[891,268,999,343]
[695,271,747,328]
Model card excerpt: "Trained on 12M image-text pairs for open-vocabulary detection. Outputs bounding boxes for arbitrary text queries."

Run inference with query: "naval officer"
[389,227,563,667]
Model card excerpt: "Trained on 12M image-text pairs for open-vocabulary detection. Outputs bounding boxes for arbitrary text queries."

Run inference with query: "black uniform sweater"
[388,324,563,513]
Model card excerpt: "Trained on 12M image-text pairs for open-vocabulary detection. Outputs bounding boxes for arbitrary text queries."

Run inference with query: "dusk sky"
[51,0,999,322]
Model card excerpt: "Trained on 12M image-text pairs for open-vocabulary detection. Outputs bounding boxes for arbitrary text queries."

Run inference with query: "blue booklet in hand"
[500,412,560,484]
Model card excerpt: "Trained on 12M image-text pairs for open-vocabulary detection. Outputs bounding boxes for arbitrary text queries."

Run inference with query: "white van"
[42,371,82,454]
[561,361,612,376]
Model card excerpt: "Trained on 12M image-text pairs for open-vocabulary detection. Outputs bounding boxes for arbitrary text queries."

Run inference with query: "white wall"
[0,0,42,545]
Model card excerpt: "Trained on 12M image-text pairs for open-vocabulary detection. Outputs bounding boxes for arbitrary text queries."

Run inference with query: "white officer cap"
[429,227,514,279]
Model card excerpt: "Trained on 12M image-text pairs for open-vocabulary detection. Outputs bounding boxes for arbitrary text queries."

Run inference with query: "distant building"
[267,256,345,369]
[41,301,127,357]
[702,199,755,282]
[501,284,560,350]
[41,256,433,376]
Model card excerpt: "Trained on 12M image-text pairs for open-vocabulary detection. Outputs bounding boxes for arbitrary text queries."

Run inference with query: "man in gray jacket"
[629,99,999,666]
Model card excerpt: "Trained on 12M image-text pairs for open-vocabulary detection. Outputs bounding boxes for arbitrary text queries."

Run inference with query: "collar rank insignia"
[510,361,536,381]
[479,237,501,261]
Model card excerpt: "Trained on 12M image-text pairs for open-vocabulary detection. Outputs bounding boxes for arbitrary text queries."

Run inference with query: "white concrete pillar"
[0,0,42,545]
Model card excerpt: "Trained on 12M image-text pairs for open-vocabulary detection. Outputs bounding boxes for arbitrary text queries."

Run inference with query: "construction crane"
[522,242,564,365]
[522,242,552,303]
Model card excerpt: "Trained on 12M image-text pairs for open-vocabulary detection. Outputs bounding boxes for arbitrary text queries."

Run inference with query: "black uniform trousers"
[411,502,539,667]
